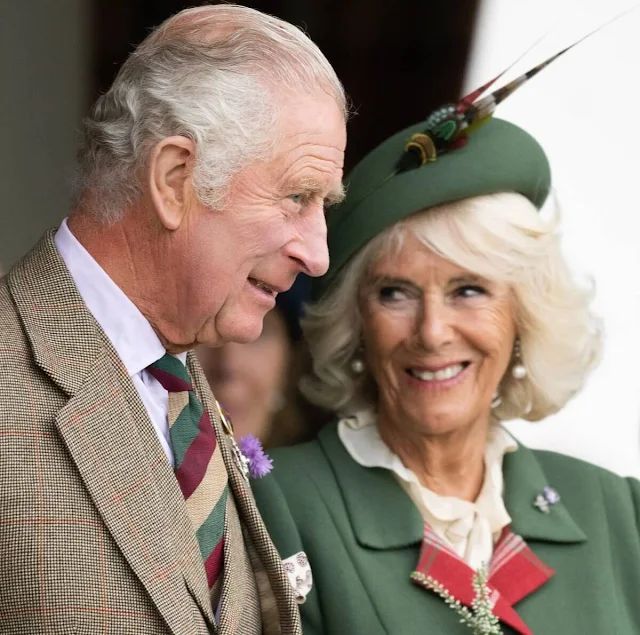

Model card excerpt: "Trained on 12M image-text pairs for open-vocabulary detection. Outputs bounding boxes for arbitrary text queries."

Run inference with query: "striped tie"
[147,353,227,598]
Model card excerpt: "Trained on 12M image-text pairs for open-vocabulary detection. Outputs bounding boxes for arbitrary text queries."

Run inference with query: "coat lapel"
[317,424,424,550]
[8,231,215,634]
[189,355,299,635]
[489,527,554,607]
[413,523,557,634]
[502,443,587,545]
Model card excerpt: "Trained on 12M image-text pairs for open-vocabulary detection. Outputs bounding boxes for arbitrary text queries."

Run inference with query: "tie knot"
[147,353,193,393]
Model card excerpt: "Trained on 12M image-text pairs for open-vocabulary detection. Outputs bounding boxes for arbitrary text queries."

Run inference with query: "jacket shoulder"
[532,447,632,484]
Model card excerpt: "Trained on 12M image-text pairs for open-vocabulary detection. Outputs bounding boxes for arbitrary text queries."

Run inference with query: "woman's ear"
[147,136,196,230]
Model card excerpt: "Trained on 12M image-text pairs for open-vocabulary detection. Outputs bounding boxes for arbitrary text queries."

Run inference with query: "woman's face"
[197,308,291,441]
[361,232,516,439]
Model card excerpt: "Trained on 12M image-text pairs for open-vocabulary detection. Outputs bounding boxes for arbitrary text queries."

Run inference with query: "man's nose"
[286,206,329,277]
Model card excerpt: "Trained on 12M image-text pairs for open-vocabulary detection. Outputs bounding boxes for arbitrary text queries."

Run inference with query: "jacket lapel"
[189,355,298,635]
[317,423,424,550]
[8,231,214,634]
[502,443,587,545]
[489,527,554,607]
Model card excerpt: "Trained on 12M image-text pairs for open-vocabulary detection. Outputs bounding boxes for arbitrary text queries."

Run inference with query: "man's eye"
[289,193,304,204]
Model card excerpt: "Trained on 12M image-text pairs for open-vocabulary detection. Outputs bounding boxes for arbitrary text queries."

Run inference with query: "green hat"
[314,117,551,300]
[310,25,615,301]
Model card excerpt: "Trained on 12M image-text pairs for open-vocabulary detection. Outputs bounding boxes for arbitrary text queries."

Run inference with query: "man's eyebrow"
[325,183,345,206]
[289,177,345,205]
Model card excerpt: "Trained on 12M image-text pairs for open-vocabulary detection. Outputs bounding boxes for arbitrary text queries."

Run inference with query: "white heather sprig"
[470,565,503,634]
[411,565,503,635]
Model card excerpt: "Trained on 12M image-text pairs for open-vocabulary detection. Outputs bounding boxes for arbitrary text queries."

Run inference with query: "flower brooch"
[215,400,273,480]
[533,486,561,514]
[239,434,274,479]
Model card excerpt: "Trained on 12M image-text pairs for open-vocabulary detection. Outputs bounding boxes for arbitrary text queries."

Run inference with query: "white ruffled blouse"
[338,409,518,571]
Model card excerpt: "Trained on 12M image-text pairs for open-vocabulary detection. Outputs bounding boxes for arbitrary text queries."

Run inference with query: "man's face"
[175,89,346,347]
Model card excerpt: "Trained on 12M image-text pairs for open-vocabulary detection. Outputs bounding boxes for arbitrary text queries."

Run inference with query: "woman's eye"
[455,285,486,298]
[378,286,407,302]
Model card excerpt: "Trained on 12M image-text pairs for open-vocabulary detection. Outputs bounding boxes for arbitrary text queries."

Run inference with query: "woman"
[197,275,322,447]
[251,113,640,634]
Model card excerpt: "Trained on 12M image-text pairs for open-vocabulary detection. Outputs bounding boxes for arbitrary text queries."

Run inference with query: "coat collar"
[8,229,103,397]
[502,439,587,544]
[318,422,424,549]
[318,421,586,550]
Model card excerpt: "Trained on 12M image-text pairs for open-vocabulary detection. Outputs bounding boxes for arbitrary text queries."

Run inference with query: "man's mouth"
[248,277,275,296]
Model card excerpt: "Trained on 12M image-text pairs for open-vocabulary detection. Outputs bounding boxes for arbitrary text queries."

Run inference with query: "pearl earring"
[511,338,527,380]
[350,358,365,374]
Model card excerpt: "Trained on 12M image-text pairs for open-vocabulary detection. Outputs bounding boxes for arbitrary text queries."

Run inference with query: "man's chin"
[210,316,266,346]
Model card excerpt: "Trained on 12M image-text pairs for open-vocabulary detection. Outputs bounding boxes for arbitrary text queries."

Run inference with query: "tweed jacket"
[0,231,302,635]
[253,422,640,635]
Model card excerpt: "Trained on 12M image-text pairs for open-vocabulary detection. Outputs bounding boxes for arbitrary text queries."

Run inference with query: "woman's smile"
[404,361,471,390]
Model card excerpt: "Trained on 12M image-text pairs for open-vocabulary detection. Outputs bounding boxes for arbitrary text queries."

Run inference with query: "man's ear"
[148,136,196,230]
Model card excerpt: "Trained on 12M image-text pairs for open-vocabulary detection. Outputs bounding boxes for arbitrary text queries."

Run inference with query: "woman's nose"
[415,299,455,351]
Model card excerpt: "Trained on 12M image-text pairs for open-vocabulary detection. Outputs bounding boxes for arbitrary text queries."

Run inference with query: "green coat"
[252,423,640,634]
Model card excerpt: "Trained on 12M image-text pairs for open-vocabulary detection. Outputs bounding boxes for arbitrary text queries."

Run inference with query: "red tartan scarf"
[412,523,554,635]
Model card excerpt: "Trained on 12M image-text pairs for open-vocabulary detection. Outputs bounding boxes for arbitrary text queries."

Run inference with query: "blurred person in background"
[253,103,640,633]
[0,4,346,634]
[198,275,316,447]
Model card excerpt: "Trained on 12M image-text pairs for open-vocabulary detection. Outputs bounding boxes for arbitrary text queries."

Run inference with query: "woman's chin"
[405,405,487,438]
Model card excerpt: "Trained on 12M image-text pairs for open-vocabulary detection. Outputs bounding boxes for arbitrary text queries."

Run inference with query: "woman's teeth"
[409,364,465,381]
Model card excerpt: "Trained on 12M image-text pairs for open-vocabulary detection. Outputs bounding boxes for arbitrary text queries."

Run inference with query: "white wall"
[0,0,90,269]
[465,0,640,477]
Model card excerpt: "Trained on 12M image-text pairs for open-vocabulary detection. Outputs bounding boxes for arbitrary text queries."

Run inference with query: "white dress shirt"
[55,218,184,467]
[338,409,518,570]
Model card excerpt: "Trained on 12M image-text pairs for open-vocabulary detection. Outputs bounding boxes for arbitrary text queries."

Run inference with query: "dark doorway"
[91,0,479,171]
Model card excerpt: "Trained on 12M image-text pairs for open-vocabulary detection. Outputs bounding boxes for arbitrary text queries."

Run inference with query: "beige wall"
[0,0,90,268]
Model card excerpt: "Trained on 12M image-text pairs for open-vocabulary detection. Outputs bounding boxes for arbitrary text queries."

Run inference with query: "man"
[0,5,346,634]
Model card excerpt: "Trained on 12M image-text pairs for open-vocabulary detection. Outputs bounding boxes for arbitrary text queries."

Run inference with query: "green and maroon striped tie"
[147,353,227,598]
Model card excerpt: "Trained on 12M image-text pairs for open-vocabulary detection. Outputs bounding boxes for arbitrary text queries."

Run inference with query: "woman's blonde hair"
[301,192,602,422]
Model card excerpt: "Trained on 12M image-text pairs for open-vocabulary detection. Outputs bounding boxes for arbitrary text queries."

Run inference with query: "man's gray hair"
[74,4,347,222]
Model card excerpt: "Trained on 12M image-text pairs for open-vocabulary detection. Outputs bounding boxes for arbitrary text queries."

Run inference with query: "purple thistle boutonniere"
[239,435,273,478]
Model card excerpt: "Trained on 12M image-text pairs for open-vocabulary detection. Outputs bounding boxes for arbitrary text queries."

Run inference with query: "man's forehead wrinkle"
[278,138,345,161]
[280,153,343,184]
[283,165,344,196]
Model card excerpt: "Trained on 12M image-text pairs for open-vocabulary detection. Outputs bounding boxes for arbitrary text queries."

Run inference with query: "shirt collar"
[54,218,185,375]
[338,408,517,529]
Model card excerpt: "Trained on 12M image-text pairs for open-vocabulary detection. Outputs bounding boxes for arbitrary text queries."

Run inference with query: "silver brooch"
[215,400,250,481]
[533,486,561,513]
